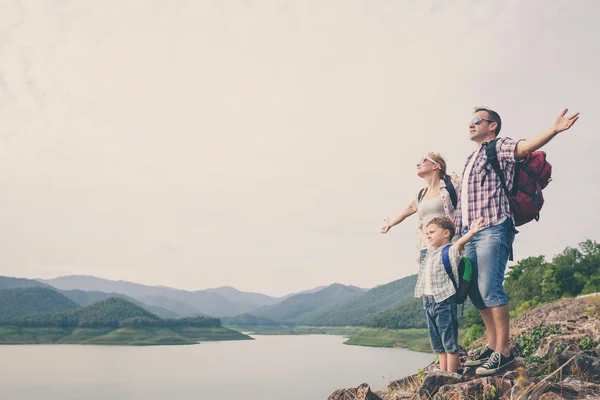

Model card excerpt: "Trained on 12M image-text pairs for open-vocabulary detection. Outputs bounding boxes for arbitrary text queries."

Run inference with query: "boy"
[414,216,484,372]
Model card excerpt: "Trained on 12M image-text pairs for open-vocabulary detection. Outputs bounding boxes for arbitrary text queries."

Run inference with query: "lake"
[0,334,434,399]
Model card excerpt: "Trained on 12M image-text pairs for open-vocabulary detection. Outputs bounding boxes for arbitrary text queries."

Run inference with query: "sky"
[1,0,599,297]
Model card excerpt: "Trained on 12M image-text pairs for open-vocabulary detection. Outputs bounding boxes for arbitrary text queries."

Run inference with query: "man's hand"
[552,108,580,134]
[515,108,580,159]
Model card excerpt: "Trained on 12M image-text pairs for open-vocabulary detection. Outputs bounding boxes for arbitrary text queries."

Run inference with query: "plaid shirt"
[453,137,520,236]
[414,244,461,302]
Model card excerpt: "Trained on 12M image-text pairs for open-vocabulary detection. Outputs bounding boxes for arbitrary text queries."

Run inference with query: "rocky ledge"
[329,297,600,399]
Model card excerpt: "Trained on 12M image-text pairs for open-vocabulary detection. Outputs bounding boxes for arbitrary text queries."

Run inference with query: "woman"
[381,152,459,263]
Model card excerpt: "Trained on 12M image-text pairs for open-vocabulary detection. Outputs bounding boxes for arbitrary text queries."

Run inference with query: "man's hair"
[427,217,455,241]
[474,106,502,137]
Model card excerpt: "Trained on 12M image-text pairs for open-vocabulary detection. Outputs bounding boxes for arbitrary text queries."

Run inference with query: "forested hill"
[0,287,79,321]
[298,274,418,326]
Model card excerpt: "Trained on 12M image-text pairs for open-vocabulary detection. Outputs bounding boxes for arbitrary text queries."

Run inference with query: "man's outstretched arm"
[514,108,580,160]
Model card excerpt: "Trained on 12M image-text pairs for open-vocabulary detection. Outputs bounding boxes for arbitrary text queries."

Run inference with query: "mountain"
[0,287,79,321]
[204,286,279,307]
[0,276,52,290]
[60,289,180,319]
[277,286,328,302]
[73,297,161,325]
[295,274,419,326]
[38,275,259,317]
[136,295,204,317]
[12,297,162,328]
[253,284,364,322]
[220,314,283,327]
[0,276,179,318]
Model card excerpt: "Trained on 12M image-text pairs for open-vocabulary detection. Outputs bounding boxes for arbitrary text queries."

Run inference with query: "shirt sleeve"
[496,137,524,165]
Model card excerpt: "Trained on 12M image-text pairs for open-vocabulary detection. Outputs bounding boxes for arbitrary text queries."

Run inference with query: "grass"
[343,328,432,353]
[252,325,433,353]
[250,326,364,336]
[0,325,252,345]
[84,327,196,346]
[172,326,253,341]
[0,327,72,344]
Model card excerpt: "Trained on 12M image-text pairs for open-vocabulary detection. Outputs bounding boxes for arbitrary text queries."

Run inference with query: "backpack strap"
[417,188,426,204]
[442,177,458,209]
[484,139,518,259]
[484,139,512,206]
[441,244,458,292]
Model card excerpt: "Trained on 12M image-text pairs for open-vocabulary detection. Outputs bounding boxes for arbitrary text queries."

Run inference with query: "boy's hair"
[427,217,455,241]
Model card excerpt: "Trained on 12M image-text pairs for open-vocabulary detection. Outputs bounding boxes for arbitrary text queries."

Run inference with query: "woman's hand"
[381,218,390,234]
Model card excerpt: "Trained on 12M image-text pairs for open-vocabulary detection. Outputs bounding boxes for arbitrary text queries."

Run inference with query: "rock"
[417,371,462,399]
[534,333,587,357]
[437,376,513,399]
[387,374,422,392]
[557,352,600,384]
[328,383,382,400]
[539,393,564,400]
[387,391,417,399]
[527,377,600,399]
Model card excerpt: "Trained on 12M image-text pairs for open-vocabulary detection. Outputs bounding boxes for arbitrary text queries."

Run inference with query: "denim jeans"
[462,218,515,310]
[423,295,459,354]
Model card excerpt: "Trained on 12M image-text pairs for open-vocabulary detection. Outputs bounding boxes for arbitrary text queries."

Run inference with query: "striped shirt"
[414,244,461,302]
[453,137,521,236]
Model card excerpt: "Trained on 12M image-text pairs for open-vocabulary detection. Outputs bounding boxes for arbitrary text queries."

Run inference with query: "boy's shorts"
[423,295,459,354]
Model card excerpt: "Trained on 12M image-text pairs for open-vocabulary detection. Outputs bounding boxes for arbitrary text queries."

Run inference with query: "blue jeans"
[462,218,515,310]
[423,295,459,354]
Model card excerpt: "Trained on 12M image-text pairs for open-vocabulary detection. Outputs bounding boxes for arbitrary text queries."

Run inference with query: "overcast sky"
[1,0,599,297]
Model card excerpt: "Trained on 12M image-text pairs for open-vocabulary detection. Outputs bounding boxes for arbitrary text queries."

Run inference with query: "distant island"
[0,287,251,345]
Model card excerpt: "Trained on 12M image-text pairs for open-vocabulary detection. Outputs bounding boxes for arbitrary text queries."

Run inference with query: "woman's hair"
[427,152,449,180]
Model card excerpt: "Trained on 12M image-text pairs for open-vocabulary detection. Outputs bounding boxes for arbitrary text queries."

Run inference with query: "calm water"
[0,335,434,400]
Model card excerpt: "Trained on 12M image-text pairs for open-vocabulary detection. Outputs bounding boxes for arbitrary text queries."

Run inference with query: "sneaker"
[475,351,515,376]
[464,346,495,367]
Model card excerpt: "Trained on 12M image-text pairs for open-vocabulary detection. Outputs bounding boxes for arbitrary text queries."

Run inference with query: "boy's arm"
[514,108,579,160]
[454,217,485,252]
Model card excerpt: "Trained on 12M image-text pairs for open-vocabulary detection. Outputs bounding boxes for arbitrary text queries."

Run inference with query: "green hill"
[364,298,426,329]
[60,289,180,319]
[253,284,364,322]
[0,276,51,290]
[293,274,418,326]
[0,296,252,345]
[0,287,79,322]
[12,297,161,328]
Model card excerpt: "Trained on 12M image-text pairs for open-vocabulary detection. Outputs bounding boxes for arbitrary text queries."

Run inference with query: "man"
[454,107,579,376]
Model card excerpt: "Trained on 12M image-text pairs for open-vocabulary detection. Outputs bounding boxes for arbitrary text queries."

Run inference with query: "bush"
[462,324,486,347]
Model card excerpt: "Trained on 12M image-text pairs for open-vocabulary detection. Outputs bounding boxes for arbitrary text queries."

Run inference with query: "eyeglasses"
[472,117,496,125]
[418,157,438,165]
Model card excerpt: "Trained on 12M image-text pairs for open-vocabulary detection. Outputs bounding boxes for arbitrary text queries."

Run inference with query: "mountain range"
[0,274,418,327]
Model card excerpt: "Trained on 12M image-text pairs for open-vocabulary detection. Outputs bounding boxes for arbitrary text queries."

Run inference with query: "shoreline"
[237,325,434,353]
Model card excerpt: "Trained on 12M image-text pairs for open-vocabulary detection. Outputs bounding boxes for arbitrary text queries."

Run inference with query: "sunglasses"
[418,156,438,165]
[472,117,496,125]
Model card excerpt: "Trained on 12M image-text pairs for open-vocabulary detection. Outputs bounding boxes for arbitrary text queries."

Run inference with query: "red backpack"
[485,139,552,227]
